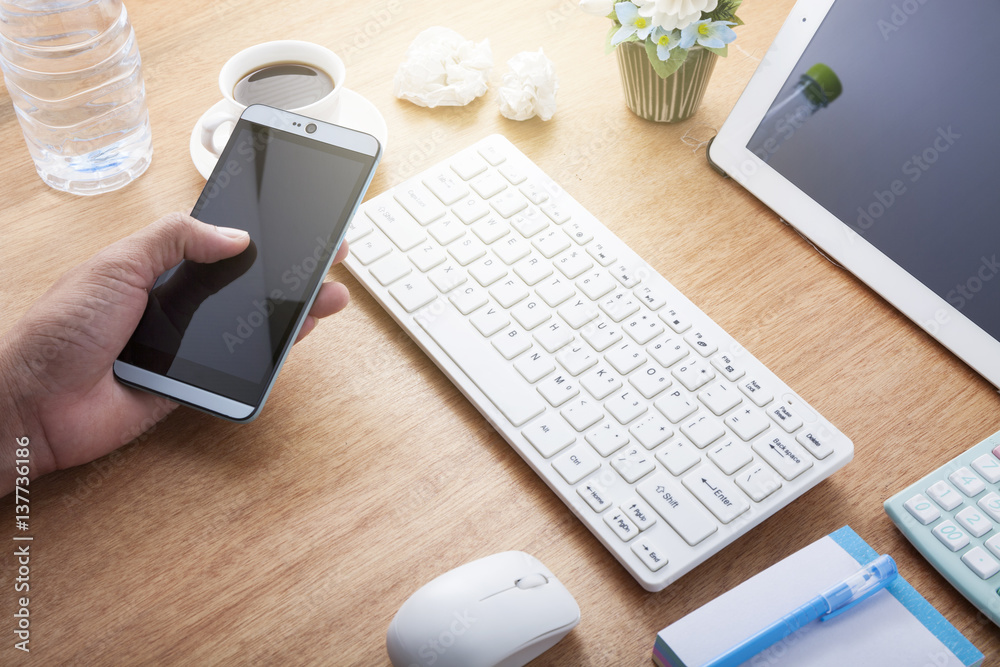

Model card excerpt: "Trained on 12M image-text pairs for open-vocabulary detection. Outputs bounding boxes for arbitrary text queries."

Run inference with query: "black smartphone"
[114,104,382,421]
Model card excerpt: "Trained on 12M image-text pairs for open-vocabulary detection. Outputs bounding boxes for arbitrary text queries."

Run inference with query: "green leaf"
[709,0,744,26]
[604,22,619,55]
[645,40,689,78]
[703,44,729,58]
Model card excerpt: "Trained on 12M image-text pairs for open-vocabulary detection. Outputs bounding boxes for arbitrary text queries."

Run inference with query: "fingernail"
[216,226,249,240]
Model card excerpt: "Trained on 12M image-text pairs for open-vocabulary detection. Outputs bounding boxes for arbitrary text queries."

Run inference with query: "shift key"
[637,472,717,546]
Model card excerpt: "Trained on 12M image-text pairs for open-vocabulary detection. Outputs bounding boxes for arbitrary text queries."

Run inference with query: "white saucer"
[189,88,389,179]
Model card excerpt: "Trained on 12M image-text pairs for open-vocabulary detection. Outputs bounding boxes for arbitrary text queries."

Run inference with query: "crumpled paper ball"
[393,27,493,107]
[498,49,558,121]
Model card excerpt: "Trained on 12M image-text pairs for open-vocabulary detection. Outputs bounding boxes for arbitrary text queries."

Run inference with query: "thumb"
[113,212,251,289]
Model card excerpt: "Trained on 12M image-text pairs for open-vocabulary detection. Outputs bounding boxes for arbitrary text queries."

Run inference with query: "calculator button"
[961,547,1000,580]
[972,454,1000,484]
[948,467,986,497]
[926,480,963,511]
[985,534,1000,560]
[978,493,1000,523]
[955,506,994,538]
[903,494,941,525]
[932,520,970,552]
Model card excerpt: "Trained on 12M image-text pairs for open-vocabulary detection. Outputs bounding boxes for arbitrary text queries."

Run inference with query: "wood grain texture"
[1,0,998,663]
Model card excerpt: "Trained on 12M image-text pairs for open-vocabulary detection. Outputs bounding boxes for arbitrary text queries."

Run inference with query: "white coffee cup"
[199,40,347,156]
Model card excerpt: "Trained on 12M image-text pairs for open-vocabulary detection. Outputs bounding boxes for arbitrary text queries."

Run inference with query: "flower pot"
[615,42,718,122]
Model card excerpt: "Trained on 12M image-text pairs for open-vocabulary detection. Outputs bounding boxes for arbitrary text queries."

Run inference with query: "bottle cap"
[803,63,842,106]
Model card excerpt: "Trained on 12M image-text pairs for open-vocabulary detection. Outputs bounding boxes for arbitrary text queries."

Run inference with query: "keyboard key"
[489,278,529,309]
[611,446,656,483]
[514,349,556,383]
[538,373,580,407]
[620,497,657,531]
[606,342,647,375]
[394,183,445,224]
[477,143,506,166]
[725,407,771,441]
[698,382,742,416]
[632,536,668,572]
[580,318,622,352]
[673,358,716,392]
[470,171,507,199]
[563,221,592,244]
[949,467,986,498]
[449,286,488,315]
[491,189,528,218]
[511,298,551,330]
[962,547,1000,580]
[580,365,623,401]
[707,439,753,475]
[532,229,572,258]
[680,413,725,449]
[510,209,548,237]
[654,390,698,424]
[370,254,412,286]
[577,269,617,300]
[471,215,510,245]
[932,520,970,552]
[428,263,467,293]
[449,236,487,266]
[498,163,525,184]
[599,292,640,322]
[711,353,745,381]
[493,235,531,265]
[660,308,691,333]
[622,312,665,345]
[629,414,673,449]
[536,276,576,308]
[586,422,629,456]
[388,277,437,313]
[519,180,549,205]
[552,444,601,484]
[522,415,576,457]
[903,494,940,525]
[470,305,510,337]
[423,169,468,205]
[611,263,641,288]
[683,467,749,524]
[654,439,701,476]
[556,344,599,376]
[345,216,372,243]
[735,464,782,502]
[450,152,488,180]
[534,320,573,353]
[452,195,490,224]
[560,398,603,431]
[739,377,773,407]
[492,327,532,360]
[796,429,834,460]
[684,330,718,357]
[768,404,803,433]
[927,480,963,511]
[351,235,392,265]
[427,215,466,245]
[604,509,639,542]
[409,243,447,272]
[752,432,813,480]
[606,389,647,425]
[648,335,689,367]
[554,249,593,279]
[587,242,616,266]
[416,307,544,427]
[637,473,717,546]
[558,298,600,329]
[469,257,508,287]
[578,478,613,512]
[633,284,668,311]
[629,364,672,399]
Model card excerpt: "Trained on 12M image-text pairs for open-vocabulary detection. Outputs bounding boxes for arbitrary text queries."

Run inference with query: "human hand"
[0,212,350,495]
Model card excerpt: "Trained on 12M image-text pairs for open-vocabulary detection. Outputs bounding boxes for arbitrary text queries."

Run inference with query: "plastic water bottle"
[0,0,152,195]
[748,63,841,164]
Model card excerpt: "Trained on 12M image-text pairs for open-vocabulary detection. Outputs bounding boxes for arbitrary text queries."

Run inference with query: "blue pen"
[701,554,898,667]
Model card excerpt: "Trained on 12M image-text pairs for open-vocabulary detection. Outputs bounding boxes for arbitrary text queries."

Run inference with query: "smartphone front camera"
[305,123,317,134]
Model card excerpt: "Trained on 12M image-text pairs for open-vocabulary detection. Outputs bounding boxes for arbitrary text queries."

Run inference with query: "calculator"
[885,429,1000,626]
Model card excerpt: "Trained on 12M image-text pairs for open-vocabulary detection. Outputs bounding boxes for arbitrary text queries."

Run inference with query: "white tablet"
[708,0,1000,388]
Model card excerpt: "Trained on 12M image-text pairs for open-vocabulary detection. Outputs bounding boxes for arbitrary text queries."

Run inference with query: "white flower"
[634,0,719,32]
[579,0,615,16]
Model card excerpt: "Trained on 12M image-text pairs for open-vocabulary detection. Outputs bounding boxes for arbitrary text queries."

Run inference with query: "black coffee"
[232,63,335,108]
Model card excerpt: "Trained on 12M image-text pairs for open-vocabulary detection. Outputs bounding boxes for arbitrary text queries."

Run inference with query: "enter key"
[682,466,749,524]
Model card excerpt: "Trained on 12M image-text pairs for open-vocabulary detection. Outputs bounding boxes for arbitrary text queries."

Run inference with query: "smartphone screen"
[117,113,379,415]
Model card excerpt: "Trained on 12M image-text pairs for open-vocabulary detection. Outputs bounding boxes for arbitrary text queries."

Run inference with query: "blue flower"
[651,27,683,60]
[612,2,655,45]
[679,19,737,50]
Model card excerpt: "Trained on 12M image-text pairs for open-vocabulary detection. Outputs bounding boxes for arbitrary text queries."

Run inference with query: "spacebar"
[415,306,545,427]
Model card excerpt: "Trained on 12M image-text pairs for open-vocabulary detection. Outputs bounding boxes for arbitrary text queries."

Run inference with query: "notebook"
[653,526,983,667]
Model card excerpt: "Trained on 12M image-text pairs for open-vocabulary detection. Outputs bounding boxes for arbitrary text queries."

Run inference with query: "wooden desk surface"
[1,0,997,663]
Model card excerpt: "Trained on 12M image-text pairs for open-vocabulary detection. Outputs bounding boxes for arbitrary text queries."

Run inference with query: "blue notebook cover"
[653,526,983,667]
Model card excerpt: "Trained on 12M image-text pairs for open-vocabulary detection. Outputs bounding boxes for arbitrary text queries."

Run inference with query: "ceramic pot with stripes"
[615,41,718,122]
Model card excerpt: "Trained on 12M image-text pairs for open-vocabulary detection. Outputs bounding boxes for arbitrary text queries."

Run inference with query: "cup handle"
[199,110,238,157]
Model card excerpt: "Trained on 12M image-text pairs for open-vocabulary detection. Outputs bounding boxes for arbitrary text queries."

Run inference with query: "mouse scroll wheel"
[515,573,549,589]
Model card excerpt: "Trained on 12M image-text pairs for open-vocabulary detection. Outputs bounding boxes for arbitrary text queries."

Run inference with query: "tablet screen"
[745,0,1000,341]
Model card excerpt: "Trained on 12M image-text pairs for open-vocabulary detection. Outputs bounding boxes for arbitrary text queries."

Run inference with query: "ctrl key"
[632,535,668,572]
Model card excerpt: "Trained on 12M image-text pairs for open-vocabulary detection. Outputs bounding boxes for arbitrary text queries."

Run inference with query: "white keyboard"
[344,134,853,591]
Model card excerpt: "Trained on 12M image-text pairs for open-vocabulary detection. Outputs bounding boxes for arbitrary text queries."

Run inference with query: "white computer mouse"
[386,551,581,667]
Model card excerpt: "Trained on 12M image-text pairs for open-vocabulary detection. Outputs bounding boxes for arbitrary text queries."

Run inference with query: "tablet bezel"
[707,0,1000,389]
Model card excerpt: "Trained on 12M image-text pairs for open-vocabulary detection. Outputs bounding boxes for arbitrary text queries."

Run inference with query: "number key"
[932,520,970,552]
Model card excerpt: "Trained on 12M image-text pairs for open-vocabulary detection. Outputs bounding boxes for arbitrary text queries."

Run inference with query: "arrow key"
[683,467,749,523]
